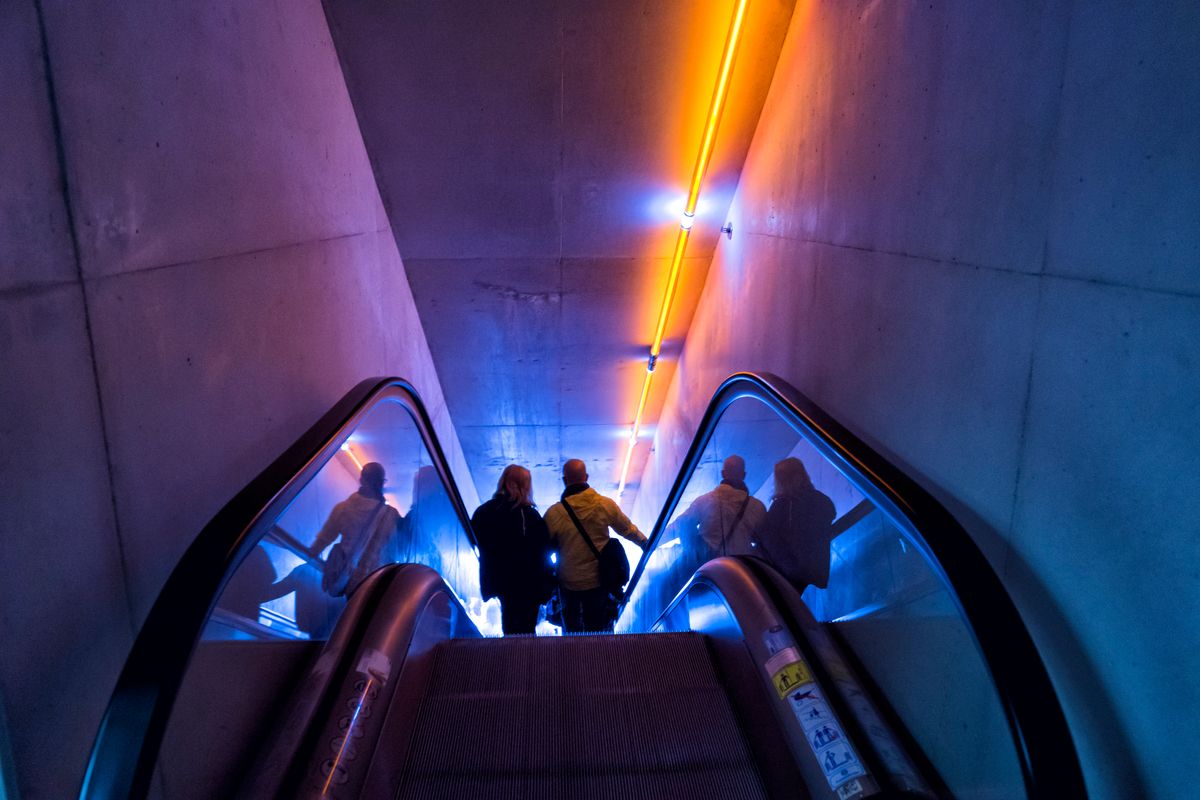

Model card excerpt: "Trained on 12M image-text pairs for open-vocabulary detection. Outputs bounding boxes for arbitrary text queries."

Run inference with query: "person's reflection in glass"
[667,455,767,559]
[406,465,456,577]
[308,462,402,596]
[219,544,276,620]
[261,560,340,639]
[758,457,836,589]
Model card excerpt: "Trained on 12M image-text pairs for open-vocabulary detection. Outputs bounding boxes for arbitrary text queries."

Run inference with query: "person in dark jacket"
[759,457,837,589]
[472,464,555,635]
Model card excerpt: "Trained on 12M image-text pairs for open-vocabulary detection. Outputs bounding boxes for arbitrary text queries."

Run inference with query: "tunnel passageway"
[79,375,1084,800]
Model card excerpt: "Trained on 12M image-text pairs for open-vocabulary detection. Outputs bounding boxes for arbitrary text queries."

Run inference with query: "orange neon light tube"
[341,442,364,471]
[617,367,655,496]
[685,0,748,215]
[650,228,692,358]
[618,0,749,499]
[630,367,655,443]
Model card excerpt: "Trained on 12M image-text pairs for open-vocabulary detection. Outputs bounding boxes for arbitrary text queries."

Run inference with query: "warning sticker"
[808,722,843,751]
[836,778,865,799]
[786,684,866,791]
[764,647,802,676]
[792,691,831,729]
[819,741,866,786]
[771,661,814,698]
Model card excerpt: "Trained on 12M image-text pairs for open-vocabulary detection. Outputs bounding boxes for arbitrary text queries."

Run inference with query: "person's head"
[496,464,534,507]
[412,465,438,500]
[721,454,747,484]
[360,462,386,495]
[562,458,588,487]
[773,457,814,498]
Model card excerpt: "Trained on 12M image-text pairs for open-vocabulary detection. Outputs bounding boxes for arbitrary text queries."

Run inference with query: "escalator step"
[395,632,769,800]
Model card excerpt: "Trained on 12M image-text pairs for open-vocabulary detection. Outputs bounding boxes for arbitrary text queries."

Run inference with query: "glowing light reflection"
[340,441,364,471]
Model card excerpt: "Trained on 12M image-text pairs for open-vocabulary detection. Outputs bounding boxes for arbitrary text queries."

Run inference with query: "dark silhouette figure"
[262,560,341,639]
[667,454,767,558]
[471,464,554,635]
[405,465,458,578]
[219,544,276,621]
[760,457,836,589]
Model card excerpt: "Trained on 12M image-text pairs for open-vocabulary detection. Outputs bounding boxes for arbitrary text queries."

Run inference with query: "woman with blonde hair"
[759,457,836,590]
[471,464,555,634]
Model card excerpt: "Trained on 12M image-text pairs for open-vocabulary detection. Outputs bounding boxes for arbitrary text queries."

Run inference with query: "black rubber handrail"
[618,371,1085,799]
[79,378,475,800]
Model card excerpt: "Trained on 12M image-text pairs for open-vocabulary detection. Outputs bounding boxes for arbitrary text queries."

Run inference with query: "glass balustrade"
[621,393,1026,798]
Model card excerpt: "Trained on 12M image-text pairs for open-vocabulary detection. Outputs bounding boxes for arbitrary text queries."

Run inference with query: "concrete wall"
[633,2,1199,798]
[0,1,473,797]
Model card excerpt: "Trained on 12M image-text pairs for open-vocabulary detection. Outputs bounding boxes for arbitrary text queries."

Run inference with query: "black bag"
[562,498,630,599]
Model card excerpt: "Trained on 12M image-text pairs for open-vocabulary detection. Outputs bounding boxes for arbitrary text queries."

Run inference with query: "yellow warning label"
[772,661,814,698]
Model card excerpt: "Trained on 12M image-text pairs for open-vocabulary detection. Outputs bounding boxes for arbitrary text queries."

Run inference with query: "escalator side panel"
[702,635,811,800]
[744,559,938,797]
[154,641,317,799]
[234,564,417,799]
[280,565,477,799]
[657,556,935,800]
[357,590,473,797]
[231,564,478,799]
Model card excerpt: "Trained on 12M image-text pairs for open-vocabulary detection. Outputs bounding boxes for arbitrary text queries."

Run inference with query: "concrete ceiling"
[325,0,794,510]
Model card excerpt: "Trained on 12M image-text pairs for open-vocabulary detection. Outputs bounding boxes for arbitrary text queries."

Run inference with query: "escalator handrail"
[79,377,475,800]
[619,371,1085,799]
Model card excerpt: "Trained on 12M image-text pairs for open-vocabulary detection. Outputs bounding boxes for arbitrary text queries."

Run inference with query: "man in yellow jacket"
[544,459,650,632]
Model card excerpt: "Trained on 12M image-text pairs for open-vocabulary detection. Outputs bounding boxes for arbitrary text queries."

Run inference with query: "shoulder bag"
[322,501,389,597]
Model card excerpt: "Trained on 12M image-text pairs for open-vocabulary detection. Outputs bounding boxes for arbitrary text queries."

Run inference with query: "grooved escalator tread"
[393,632,770,800]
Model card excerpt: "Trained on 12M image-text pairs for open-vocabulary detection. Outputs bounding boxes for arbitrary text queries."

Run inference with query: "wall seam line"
[32,0,139,635]
[1000,0,1077,583]
[1003,254,1049,581]
[556,4,565,477]
[81,228,381,287]
[742,230,1200,300]
[0,276,79,299]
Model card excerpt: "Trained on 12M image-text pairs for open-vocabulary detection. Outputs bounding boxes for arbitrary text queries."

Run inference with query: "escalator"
[79,375,1086,800]
[394,633,769,799]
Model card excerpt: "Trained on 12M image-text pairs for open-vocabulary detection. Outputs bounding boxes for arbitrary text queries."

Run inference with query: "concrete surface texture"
[0,1,473,798]
[325,0,796,508]
[632,1,1199,798]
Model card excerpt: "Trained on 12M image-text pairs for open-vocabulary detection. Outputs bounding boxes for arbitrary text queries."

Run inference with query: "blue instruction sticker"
[785,684,866,793]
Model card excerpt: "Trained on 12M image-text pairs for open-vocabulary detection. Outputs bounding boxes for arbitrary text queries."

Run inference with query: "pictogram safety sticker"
[772,661,814,698]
